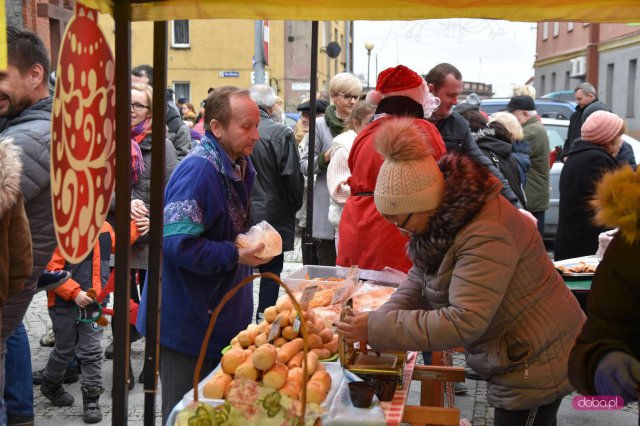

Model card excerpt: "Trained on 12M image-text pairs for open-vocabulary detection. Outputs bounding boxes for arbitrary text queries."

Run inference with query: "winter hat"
[453,92,482,115]
[506,95,536,112]
[366,65,440,118]
[374,117,445,215]
[581,110,624,145]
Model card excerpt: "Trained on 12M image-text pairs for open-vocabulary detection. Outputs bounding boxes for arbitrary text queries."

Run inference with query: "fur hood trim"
[591,165,640,244]
[408,153,501,275]
[0,138,23,216]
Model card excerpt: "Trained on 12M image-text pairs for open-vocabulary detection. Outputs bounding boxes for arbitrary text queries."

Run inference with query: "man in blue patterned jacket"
[137,86,270,423]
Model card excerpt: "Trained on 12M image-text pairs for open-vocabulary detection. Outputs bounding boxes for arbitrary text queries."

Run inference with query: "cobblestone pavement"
[26,236,639,424]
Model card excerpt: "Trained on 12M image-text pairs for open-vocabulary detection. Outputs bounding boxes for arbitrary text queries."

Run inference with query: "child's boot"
[40,376,74,406]
[81,385,104,424]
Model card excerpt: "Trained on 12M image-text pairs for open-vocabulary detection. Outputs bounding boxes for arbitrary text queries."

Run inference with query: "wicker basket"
[191,272,313,423]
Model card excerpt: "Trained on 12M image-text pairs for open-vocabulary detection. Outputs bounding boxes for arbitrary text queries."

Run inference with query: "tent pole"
[303,21,319,264]
[113,0,132,423]
[142,20,168,425]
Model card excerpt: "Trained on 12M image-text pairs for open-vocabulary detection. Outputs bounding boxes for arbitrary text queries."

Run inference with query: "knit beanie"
[374,117,445,215]
[581,110,624,145]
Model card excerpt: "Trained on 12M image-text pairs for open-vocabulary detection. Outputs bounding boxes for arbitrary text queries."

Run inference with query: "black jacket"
[562,99,609,158]
[434,112,523,208]
[250,109,304,251]
[554,139,618,261]
[476,133,527,208]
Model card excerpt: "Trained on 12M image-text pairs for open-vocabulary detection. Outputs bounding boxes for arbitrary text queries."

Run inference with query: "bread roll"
[257,320,271,334]
[202,372,233,399]
[264,306,278,323]
[287,367,304,387]
[221,348,247,375]
[304,380,329,404]
[310,370,332,391]
[323,335,338,354]
[311,348,331,360]
[279,381,300,400]
[275,310,291,328]
[276,338,304,363]
[287,351,304,369]
[234,359,260,381]
[252,343,277,371]
[237,329,257,347]
[307,333,323,349]
[318,328,333,344]
[254,333,268,348]
[281,325,298,341]
[247,323,259,332]
[276,295,293,313]
[273,337,287,348]
[262,362,288,390]
[303,351,319,377]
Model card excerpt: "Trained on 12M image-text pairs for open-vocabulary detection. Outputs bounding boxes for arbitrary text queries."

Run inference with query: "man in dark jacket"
[0,26,56,425]
[249,85,304,321]
[562,82,608,159]
[425,63,523,209]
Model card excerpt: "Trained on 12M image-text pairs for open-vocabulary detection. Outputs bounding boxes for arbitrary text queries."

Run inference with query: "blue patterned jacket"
[137,131,256,359]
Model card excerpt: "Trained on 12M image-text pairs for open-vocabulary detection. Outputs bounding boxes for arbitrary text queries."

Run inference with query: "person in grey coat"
[337,117,584,425]
[249,85,303,320]
[0,26,57,425]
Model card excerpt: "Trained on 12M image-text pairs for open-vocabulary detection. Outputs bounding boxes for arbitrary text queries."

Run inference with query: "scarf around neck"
[408,154,498,277]
[323,104,346,137]
[130,118,150,184]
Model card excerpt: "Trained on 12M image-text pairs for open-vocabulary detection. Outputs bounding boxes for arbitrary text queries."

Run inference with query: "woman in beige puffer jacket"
[337,118,585,425]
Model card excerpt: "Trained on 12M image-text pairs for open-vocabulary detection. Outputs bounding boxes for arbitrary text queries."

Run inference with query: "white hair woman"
[337,117,585,426]
[299,73,363,265]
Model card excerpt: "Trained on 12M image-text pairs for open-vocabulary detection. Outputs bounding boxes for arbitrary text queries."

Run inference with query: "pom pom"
[366,90,382,106]
[375,117,431,162]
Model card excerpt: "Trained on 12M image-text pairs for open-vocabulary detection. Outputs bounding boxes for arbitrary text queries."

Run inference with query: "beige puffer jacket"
[368,154,585,410]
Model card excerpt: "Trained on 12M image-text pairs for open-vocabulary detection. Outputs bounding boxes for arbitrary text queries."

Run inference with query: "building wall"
[98,16,349,112]
[535,22,640,136]
[5,0,24,28]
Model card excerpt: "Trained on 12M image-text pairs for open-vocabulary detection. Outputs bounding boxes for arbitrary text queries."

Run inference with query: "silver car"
[542,118,640,245]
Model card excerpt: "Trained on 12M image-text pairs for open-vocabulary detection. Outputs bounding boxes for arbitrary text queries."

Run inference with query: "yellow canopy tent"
[7,1,638,424]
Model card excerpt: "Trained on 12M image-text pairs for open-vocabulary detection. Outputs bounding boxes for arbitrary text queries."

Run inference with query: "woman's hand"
[335,310,370,344]
[130,199,148,219]
[135,216,150,236]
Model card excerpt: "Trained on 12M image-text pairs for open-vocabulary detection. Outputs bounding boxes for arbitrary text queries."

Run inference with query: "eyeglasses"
[395,213,413,233]
[131,103,149,112]
[337,93,358,102]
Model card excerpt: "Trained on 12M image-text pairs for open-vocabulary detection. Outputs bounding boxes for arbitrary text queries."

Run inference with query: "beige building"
[98,16,352,112]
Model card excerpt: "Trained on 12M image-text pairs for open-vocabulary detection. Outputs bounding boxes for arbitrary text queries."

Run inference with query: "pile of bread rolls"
[202,294,337,404]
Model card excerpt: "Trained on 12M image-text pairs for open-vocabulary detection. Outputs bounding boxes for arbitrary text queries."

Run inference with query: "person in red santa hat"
[337,65,446,273]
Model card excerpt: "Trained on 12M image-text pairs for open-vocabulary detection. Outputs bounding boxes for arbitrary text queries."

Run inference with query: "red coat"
[337,116,446,273]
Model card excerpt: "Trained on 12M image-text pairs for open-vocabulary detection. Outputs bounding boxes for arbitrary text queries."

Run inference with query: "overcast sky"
[352,19,538,98]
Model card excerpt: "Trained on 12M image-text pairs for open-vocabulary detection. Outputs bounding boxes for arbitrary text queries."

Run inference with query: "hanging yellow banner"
[0,0,6,70]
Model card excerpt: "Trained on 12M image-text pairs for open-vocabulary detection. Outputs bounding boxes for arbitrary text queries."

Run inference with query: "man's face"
[0,64,36,117]
[211,94,260,160]
[429,74,463,121]
[574,89,594,108]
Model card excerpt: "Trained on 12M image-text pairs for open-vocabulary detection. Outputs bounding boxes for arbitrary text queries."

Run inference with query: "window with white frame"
[553,22,560,37]
[173,82,190,103]
[172,20,190,48]
[543,22,549,40]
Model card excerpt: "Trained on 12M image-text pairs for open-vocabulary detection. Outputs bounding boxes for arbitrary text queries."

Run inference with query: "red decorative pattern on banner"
[51,3,115,263]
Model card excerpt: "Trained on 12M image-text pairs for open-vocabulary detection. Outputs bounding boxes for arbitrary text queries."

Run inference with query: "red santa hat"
[366,65,425,105]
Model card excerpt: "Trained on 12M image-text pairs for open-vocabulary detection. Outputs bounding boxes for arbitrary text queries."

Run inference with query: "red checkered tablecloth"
[380,351,417,425]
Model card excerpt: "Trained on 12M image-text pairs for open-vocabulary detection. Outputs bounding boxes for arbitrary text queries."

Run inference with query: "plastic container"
[284,265,359,292]
[371,375,398,401]
[348,381,376,408]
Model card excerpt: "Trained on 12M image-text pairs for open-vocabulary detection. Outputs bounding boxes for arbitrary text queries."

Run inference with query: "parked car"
[541,117,640,247]
[480,98,575,120]
[541,90,576,103]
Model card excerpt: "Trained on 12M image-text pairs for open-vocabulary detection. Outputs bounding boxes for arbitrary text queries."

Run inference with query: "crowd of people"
[0,24,638,426]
